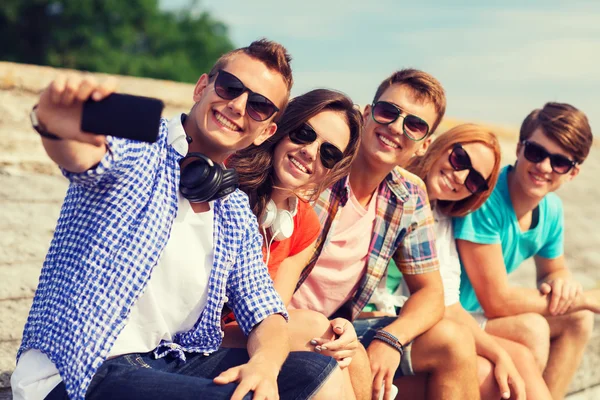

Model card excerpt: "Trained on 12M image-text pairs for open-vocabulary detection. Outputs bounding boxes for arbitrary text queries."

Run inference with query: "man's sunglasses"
[289,124,344,169]
[521,140,577,174]
[371,101,430,141]
[449,144,489,194]
[213,70,279,122]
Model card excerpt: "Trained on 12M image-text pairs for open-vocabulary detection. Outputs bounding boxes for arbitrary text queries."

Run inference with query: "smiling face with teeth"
[186,53,288,162]
[426,142,495,203]
[359,84,438,173]
[511,128,579,200]
[272,110,351,194]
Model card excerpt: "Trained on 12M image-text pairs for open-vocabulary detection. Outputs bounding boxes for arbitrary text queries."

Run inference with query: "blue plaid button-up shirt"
[18,117,287,400]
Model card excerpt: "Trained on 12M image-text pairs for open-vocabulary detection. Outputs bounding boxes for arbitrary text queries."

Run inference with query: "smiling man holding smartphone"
[11,39,342,400]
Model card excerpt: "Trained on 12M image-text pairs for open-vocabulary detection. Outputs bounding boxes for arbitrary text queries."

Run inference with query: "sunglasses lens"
[215,72,244,100]
[523,142,547,163]
[247,94,277,121]
[404,115,429,140]
[465,172,488,194]
[449,146,472,170]
[549,155,574,174]
[320,143,344,169]
[372,102,400,124]
[290,125,317,144]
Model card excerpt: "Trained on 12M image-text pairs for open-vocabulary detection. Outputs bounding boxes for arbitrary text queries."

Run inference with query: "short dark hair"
[373,68,446,135]
[519,102,593,164]
[208,39,293,121]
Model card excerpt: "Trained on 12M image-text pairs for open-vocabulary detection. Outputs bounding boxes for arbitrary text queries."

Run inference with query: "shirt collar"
[167,113,190,156]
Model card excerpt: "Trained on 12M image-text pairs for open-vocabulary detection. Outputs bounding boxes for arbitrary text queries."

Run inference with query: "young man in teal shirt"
[454,102,599,399]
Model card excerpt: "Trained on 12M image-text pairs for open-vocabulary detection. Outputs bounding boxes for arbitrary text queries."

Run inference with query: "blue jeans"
[46,348,337,400]
[354,316,415,377]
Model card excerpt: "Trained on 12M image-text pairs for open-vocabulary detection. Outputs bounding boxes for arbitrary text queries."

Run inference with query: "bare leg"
[394,319,480,400]
[485,313,550,371]
[543,310,594,399]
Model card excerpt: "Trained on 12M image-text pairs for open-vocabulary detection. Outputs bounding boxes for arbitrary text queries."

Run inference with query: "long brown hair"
[405,124,501,217]
[228,89,362,220]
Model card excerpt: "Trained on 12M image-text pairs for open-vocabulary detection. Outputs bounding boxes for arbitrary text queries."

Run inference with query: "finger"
[337,357,352,369]
[92,76,119,101]
[310,338,332,347]
[559,284,578,314]
[549,279,564,314]
[539,282,552,295]
[230,381,255,400]
[320,336,357,352]
[510,377,525,400]
[75,75,98,102]
[327,349,356,361]
[213,366,241,385]
[50,75,67,104]
[383,372,393,400]
[331,317,348,335]
[60,74,83,106]
[495,370,510,399]
[372,369,384,400]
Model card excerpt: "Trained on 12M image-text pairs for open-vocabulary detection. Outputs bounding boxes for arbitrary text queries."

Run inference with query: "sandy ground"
[0,63,598,396]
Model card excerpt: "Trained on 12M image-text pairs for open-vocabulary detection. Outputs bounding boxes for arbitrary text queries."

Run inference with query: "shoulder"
[390,166,429,205]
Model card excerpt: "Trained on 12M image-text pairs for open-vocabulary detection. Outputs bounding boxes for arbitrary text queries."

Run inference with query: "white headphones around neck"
[260,197,298,242]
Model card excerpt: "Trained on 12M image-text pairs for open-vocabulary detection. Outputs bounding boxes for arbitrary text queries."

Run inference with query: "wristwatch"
[30,105,62,140]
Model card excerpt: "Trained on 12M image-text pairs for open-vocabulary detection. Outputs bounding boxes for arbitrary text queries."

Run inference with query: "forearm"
[445,304,506,363]
[42,138,107,173]
[247,314,290,370]
[483,286,551,317]
[383,286,444,345]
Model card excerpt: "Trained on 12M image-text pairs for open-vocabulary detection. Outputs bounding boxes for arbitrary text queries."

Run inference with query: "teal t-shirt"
[453,165,564,312]
[363,259,402,312]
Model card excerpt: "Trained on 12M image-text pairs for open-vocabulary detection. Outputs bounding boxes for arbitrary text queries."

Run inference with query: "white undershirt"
[11,193,214,400]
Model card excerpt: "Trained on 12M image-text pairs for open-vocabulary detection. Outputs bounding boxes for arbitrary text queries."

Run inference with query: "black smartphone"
[81,93,164,143]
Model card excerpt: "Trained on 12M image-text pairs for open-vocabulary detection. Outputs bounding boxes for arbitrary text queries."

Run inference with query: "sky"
[161,0,599,130]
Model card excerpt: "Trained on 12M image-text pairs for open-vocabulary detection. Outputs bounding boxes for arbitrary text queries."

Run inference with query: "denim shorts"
[353,316,415,377]
[46,348,337,400]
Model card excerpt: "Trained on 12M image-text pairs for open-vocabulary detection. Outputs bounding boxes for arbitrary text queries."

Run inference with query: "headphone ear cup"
[270,209,295,241]
[179,153,222,202]
[260,200,277,228]
[212,167,239,199]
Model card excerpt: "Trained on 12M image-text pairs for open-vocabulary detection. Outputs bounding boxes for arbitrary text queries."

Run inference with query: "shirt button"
[223,296,229,303]
[168,343,178,349]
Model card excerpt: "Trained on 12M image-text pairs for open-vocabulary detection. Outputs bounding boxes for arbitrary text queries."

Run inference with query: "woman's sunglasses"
[449,144,489,194]
[213,70,279,122]
[289,124,344,169]
[521,140,577,174]
[371,101,430,141]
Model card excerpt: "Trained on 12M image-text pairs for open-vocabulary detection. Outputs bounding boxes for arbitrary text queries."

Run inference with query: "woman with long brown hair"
[227,88,361,303]
[224,89,364,399]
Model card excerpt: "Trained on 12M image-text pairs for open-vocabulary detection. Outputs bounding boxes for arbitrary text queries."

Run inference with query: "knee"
[426,319,476,366]
[514,313,550,346]
[288,309,333,343]
[565,310,595,341]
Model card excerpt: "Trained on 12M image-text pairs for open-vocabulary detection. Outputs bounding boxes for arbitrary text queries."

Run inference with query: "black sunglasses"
[449,144,489,194]
[213,70,279,122]
[521,140,577,174]
[371,101,430,141]
[288,124,344,169]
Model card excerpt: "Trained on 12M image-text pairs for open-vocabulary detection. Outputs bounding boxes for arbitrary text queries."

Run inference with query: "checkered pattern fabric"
[298,167,439,319]
[18,119,287,400]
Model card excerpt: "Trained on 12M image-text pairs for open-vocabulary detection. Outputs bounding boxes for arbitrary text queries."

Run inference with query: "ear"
[516,140,523,158]
[254,122,278,146]
[192,74,210,102]
[415,136,433,156]
[362,104,371,124]
[567,164,580,181]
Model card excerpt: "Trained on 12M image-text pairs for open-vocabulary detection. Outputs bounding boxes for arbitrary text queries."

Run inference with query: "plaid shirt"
[18,117,287,400]
[297,167,439,320]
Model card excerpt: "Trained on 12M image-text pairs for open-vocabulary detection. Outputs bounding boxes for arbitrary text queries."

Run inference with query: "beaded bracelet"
[373,329,404,355]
